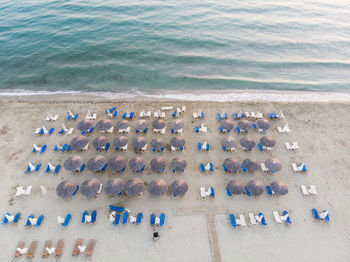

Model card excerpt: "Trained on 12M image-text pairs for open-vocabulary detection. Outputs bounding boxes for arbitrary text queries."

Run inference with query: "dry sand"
[0,95,349,261]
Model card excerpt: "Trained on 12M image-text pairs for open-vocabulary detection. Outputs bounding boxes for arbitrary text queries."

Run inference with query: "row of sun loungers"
[285,142,299,151]
[277,123,291,133]
[14,239,95,258]
[194,123,207,133]
[229,213,267,227]
[34,126,54,136]
[44,112,59,121]
[200,187,215,198]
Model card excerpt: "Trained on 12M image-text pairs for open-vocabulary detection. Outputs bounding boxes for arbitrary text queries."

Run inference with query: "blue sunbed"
[150,213,156,226]
[122,112,127,119]
[206,143,210,151]
[161,147,164,152]
[79,164,85,172]
[226,187,232,197]
[105,143,110,151]
[61,144,67,151]
[89,127,94,134]
[159,213,165,226]
[322,210,330,222]
[230,214,237,227]
[74,114,79,120]
[224,113,228,119]
[252,123,257,129]
[35,215,44,226]
[105,106,117,113]
[172,110,177,117]
[25,164,32,173]
[59,128,65,134]
[209,162,213,171]
[39,128,44,135]
[222,146,227,151]
[136,213,143,225]
[266,186,273,196]
[236,126,241,134]
[140,166,145,173]
[40,145,47,153]
[81,211,88,223]
[2,212,11,224]
[195,126,199,133]
[210,187,215,197]
[143,128,148,133]
[223,163,228,172]
[48,128,54,135]
[171,128,174,134]
[130,112,134,118]
[217,113,222,122]
[91,210,97,223]
[122,212,128,225]
[113,111,118,117]
[101,163,107,172]
[45,165,51,173]
[179,147,184,151]
[25,215,34,226]
[114,213,121,225]
[201,112,205,119]
[233,113,239,119]
[62,214,72,227]
[54,164,61,174]
[301,164,307,172]
[258,212,267,226]
[200,163,205,173]
[73,185,79,195]
[312,208,319,219]
[258,143,263,151]
[241,164,247,173]
[110,205,124,212]
[245,186,251,196]
[14,212,21,223]
[282,211,292,224]
[219,126,224,133]
[197,143,202,151]
[35,163,41,172]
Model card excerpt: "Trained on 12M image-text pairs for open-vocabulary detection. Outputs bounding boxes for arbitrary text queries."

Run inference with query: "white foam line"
[1,89,350,102]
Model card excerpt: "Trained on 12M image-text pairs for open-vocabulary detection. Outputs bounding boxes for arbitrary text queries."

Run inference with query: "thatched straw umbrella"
[171,157,187,172]
[270,181,288,196]
[80,178,101,198]
[64,155,84,171]
[124,178,144,197]
[171,120,184,131]
[240,137,256,150]
[226,180,244,195]
[152,119,166,129]
[223,157,241,173]
[150,157,166,173]
[220,119,234,130]
[242,158,259,172]
[260,136,276,148]
[237,120,251,131]
[70,136,88,151]
[222,137,236,149]
[246,180,264,197]
[129,157,146,172]
[116,120,130,130]
[170,136,185,149]
[170,180,188,197]
[132,136,147,150]
[135,120,148,131]
[148,179,168,197]
[96,119,113,132]
[92,136,109,148]
[113,136,128,148]
[257,119,271,130]
[104,178,124,196]
[56,180,78,199]
[107,156,127,173]
[150,138,165,151]
[77,120,94,131]
[87,155,107,172]
[265,158,282,173]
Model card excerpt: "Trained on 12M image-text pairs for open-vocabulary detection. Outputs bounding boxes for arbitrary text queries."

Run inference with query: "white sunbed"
[171,145,176,152]
[140,144,147,152]
[320,210,329,220]
[107,127,114,135]
[161,112,165,119]
[82,144,88,152]
[193,113,198,120]
[66,128,74,135]
[249,213,257,225]
[283,124,291,133]
[34,128,41,136]
[146,111,152,118]
[301,185,309,196]
[40,185,47,194]
[97,184,103,194]
[161,106,173,110]
[181,106,186,112]
[280,213,289,222]
[261,163,269,173]
[85,215,92,223]
[278,110,285,119]
[109,212,116,223]
[25,186,32,196]
[139,110,146,118]
[250,112,256,120]
[245,112,250,119]
[14,186,25,197]
[129,215,137,224]
[308,185,317,195]
[291,163,299,172]
[175,128,183,134]
[292,142,299,150]
[200,187,206,198]
[277,126,284,133]
[57,216,65,224]
[273,211,283,224]
[256,111,263,119]
[42,126,48,135]
[33,144,41,152]
[237,214,247,227]
[48,163,55,172]
[154,111,160,118]
[120,144,128,151]
[285,142,292,151]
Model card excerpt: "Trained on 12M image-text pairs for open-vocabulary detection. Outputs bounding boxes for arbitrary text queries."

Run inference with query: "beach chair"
[55,239,64,257]
[150,213,156,226]
[241,164,247,173]
[320,210,330,222]
[281,211,292,224]
[136,213,143,225]
[245,186,251,197]
[273,211,283,224]
[25,162,35,173]
[122,212,129,225]
[72,239,84,256]
[27,240,38,258]
[34,128,41,136]
[14,241,26,257]
[226,187,232,197]
[114,213,121,225]
[62,214,72,227]
[91,210,97,223]
[301,185,309,195]
[200,187,206,198]
[285,142,292,151]
[266,186,273,196]
[159,213,165,226]
[85,239,96,256]
[308,185,317,195]
[229,214,237,228]
[261,163,268,173]
[41,240,53,258]
[35,162,41,172]
[237,214,247,227]
[257,213,267,226]
[258,143,264,151]
[292,142,299,150]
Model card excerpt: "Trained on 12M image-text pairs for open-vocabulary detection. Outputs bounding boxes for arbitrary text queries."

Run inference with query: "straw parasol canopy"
[152,119,166,129]
[132,136,147,150]
[148,179,168,197]
[237,119,251,130]
[270,181,288,195]
[92,136,109,148]
[77,120,94,131]
[135,120,148,131]
[116,120,130,130]
[171,180,188,196]
[222,136,236,149]
[70,136,88,151]
[220,119,234,130]
[246,180,264,197]
[80,178,101,198]
[265,158,282,172]
[260,136,276,148]
[64,155,84,171]
[170,136,185,148]
[96,119,113,132]
[150,157,166,173]
[256,119,271,130]
[129,156,146,172]
[242,158,260,172]
[113,136,128,148]
[226,180,244,195]
[87,155,107,172]
[104,178,124,196]
[56,180,78,199]
[150,138,165,150]
[171,119,184,131]
[171,157,187,172]
[223,158,241,172]
[240,137,256,150]
[124,178,145,197]
[107,156,127,172]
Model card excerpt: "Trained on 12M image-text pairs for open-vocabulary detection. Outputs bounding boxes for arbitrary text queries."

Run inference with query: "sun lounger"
[14,186,25,197]
[136,213,143,225]
[54,240,64,257]
[320,210,330,222]
[281,211,292,224]
[150,213,156,226]
[26,240,38,258]
[237,214,247,227]
[249,213,257,225]
[308,185,317,195]
[257,213,267,226]
[91,210,97,223]
[3,212,21,224]
[197,142,202,151]
[42,240,53,258]
[72,239,84,256]
[34,128,41,136]
[266,185,273,196]
[261,163,268,173]
[40,145,47,153]
[285,142,292,151]
[122,212,129,225]
[200,163,206,173]
[229,214,237,227]
[62,214,72,227]
[113,213,121,225]
[245,186,251,196]
[258,143,264,151]
[200,187,206,198]
[292,142,299,150]
[85,239,96,256]
[14,241,26,257]
[301,185,309,195]
[312,208,319,220]
[159,213,165,226]
[273,211,283,224]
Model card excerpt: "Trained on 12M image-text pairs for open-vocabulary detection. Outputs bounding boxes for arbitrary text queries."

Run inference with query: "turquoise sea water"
[1,0,350,93]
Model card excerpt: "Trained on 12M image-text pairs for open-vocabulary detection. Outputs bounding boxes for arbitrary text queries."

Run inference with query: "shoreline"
[1,89,350,103]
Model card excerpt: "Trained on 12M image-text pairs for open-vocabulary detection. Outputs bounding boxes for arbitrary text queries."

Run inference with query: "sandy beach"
[0,95,349,261]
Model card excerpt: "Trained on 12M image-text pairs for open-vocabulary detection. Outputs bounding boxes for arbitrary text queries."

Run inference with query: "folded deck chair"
[114,213,121,225]
[122,212,129,225]
[229,214,237,227]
